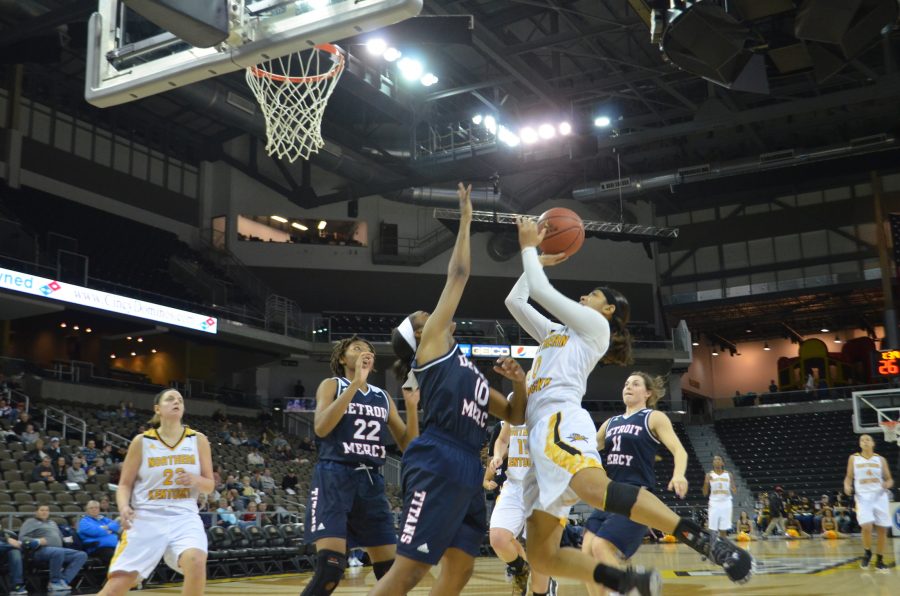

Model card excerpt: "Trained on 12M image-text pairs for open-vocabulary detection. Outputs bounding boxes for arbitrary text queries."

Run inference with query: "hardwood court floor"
[101,538,897,595]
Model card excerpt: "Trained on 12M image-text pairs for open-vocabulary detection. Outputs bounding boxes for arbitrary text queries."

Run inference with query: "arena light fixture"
[594,116,611,128]
[126,336,132,341]
[60,322,67,328]
[73,325,80,330]
[520,127,539,144]
[692,339,700,346]
[558,122,572,136]
[291,222,308,231]
[538,124,556,139]
[318,220,328,230]
[366,38,387,56]
[497,126,520,147]
[484,115,498,134]
[137,337,143,343]
[270,215,288,223]
[763,342,771,351]
[712,350,719,356]
[109,354,116,359]
[398,57,424,81]
[420,73,439,87]
[85,328,92,333]
[472,114,483,125]
[151,349,158,354]
[130,351,137,357]
[834,335,842,344]
[382,47,402,62]
[820,327,829,333]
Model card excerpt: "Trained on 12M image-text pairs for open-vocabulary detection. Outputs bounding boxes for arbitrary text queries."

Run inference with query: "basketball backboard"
[85,0,422,108]
[852,388,900,444]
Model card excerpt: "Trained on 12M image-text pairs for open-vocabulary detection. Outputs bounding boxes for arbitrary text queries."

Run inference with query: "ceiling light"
[558,121,572,136]
[137,338,143,343]
[317,220,327,230]
[382,47,402,62]
[291,222,308,231]
[130,352,137,357]
[538,123,556,139]
[126,336,132,341]
[594,116,611,127]
[692,340,700,347]
[472,114,483,125]
[420,72,439,87]
[73,325,79,330]
[483,115,497,134]
[820,327,829,333]
[109,354,116,359]
[151,349,158,354]
[497,126,520,147]
[85,328,92,333]
[59,323,67,328]
[366,38,387,56]
[397,57,424,81]
[270,215,288,223]
[834,335,842,344]
[745,329,752,333]
[520,127,538,144]
[763,342,771,351]
[712,350,719,356]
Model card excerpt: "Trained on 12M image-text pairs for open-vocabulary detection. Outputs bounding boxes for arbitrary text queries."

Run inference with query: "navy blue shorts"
[584,509,648,559]
[305,460,396,547]
[396,430,486,565]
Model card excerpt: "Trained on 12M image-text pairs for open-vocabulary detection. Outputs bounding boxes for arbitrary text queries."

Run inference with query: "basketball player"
[98,389,214,596]
[368,182,532,596]
[487,410,557,596]
[844,433,894,572]
[300,335,420,596]
[581,372,690,596]
[703,455,736,537]
[504,217,752,594]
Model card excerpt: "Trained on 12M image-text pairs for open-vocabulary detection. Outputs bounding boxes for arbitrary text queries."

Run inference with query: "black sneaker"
[617,566,662,596]
[875,559,888,573]
[860,551,872,569]
[512,560,530,596]
[705,530,753,583]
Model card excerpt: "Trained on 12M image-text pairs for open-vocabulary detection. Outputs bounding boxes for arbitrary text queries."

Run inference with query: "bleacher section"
[715,410,900,499]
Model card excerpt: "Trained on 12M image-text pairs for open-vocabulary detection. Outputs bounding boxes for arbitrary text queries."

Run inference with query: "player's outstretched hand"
[457,182,472,220]
[516,216,546,249]
[668,475,688,498]
[494,357,525,382]
[354,351,375,384]
[489,454,504,473]
[120,505,135,530]
[539,252,568,267]
[402,387,420,409]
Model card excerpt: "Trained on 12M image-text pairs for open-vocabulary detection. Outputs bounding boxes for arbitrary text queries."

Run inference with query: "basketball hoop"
[245,44,345,163]
[879,420,900,445]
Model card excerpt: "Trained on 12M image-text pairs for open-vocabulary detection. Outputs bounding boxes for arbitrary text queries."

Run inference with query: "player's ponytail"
[597,286,634,366]
[631,371,667,408]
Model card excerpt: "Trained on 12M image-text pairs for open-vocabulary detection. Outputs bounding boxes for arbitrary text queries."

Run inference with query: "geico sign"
[472,345,510,357]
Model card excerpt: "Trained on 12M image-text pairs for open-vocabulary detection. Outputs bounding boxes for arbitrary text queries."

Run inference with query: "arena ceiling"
[1,1,900,342]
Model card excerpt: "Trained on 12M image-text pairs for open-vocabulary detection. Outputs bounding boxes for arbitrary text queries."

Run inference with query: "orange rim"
[248,43,344,83]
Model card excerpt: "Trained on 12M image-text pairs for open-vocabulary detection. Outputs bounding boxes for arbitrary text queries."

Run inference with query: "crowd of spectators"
[748,485,857,539]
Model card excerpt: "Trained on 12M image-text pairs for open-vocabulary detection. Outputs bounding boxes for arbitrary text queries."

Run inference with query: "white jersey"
[131,427,202,515]
[708,471,732,503]
[505,423,530,482]
[505,248,610,428]
[852,453,885,495]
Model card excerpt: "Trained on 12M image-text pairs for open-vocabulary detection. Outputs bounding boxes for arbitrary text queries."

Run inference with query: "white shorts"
[708,501,733,531]
[523,407,602,520]
[109,510,208,582]
[490,480,527,537]
[855,491,891,527]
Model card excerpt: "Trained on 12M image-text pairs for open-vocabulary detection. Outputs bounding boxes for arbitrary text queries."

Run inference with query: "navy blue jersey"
[602,409,660,489]
[316,377,391,467]
[412,345,490,452]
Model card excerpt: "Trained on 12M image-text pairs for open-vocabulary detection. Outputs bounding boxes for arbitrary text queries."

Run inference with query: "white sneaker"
[348,556,362,567]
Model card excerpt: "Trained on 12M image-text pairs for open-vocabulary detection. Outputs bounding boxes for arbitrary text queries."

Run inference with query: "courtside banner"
[511,345,539,359]
[0,266,217,334]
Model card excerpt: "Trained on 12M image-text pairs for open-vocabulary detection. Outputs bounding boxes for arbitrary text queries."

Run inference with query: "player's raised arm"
[487,357,527,425]
[649,411,688,498]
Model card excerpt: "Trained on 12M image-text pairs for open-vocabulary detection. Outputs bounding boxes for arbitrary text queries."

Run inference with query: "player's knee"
[179,550,207,576]
[489,528,513,551]
[603,481,641,517]
[303,549,347,596]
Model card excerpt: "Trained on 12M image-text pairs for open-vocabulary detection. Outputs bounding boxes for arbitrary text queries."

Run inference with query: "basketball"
[823,530,837,540]
[662,534,677,543]
[737,532,751,542]
[786,529,800,538]
[538,207,585,257]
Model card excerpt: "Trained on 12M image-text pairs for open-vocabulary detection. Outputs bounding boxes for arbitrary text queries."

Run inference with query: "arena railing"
[43,406,88,447]
[728,382,890,407]
[103,430,132,449]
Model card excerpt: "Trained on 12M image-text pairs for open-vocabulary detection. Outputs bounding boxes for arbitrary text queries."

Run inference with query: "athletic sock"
[508,556,526,574]
[865,549,872,557]
[593,563,625,590]
[876,554,883,563]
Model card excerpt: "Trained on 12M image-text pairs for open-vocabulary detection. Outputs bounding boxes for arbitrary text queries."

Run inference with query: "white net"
[881,421,900,445]
[245,44,345,163]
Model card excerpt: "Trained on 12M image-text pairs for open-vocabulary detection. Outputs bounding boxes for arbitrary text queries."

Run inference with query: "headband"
[397,316,417,352]
[597,288,622,330]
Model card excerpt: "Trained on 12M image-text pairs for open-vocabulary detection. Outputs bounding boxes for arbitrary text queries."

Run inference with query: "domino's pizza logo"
[200,317,216,331]
[39,281,61,296]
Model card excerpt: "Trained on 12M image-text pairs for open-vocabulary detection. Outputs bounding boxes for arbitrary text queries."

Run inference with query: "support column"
[872,171,898,348]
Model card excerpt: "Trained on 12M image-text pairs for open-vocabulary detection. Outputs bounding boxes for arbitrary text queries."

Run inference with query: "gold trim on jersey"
[143,426,196,451]
[108,529,129,573]
[543,412,603,476]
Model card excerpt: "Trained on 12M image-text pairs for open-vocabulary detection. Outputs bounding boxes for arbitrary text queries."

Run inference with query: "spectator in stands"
[18,504,88,592]
[755,493,769,532]
[67,456,88,484]
[0,398,13,421]
[239,502,259,528]
[257,502,274,527]
[819,509,846,538]
[53,456,70,483]
[98,495,112,515]
[19,423,39,446]
[833,493,853,533]
[227,488,246,512]
[197,494,212,529]
[88,456,107,477]
[212,466,224,491]
[271,432,289,450]
[26,438,51,463]
[281,470,299,493]
[814,494,833,533]
[211,409,227,423]
[763,486,786,538]
[273,443,293,461]
[117,401,135,420]
[250,470,264,491]
[736,511,755,539]
[215,499,236,527]
[80,439,99,466]
[795,496,815,534]
[240,475,259,504]
[259,468,276,492]
[785,490,800,514]
[32,456,56,483]
[247,446,265,467]
[294,379,306,397]
[77,500,121,565]
[0,518,28,596]
[47,437,63,461]
[101,444,119,464]
[768,380,778,393]
[804,373,815,393]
